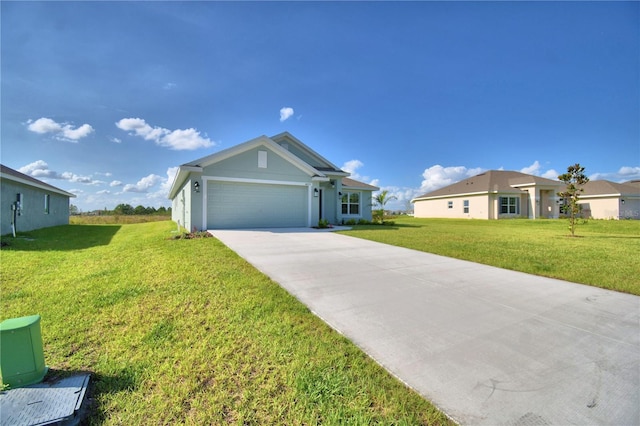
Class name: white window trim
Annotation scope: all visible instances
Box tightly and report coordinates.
[341,191,362,217]
[500,196,520,215]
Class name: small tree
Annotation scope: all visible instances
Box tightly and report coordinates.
[372,190,397,224]
[114,203,134,215]
[557,163,589,237]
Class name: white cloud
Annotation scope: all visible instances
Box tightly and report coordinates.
[520,161,541,175]
[110,180,123,187]
[27,118,61,134]
[27,117,94,142]
[542,169,559,179]
[115,117,215,150]
[589,166,640,182]
[161,167,179,195]
[342,159,364,175]
[279,107,294,122]
[19,160,58,178]
[123,174,163,193]
[19,160,100,184]
[619,166,640,177]
[419,165,485,194]
[110,137,122,144]
[96,190,111,195]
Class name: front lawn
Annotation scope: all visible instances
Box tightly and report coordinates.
[341,217,640,295]
[0,222,452,425]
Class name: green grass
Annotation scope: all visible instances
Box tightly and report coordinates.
[1,222,452,425]
[340,217,640,295]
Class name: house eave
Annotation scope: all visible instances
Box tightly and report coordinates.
[412,190,491,203]
[580,193,638,200]
[168,135,328,200]
[168,165,203,200]
[0,171,76,198]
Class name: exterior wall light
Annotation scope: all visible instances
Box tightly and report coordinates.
[193,181,200,193]
[338,192,342,196]
[314,188,319,197]
[621,199,625,205]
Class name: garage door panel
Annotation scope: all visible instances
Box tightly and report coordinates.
[208,181,307,228]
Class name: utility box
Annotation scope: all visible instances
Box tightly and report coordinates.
[1,314,48,388]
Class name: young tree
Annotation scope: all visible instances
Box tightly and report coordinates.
[557,163,589,237]
[372,190,397,224]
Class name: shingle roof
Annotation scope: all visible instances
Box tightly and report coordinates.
[582,180,639,197]
[1,164,76,198]
[413,170,562,200]
[341,177,379,191]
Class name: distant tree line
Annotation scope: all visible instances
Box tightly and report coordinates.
[71,204,171,216]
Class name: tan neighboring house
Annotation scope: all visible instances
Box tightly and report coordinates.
[579,180,639,220]
[411,170,565,220]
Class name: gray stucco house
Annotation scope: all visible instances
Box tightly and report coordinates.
[168,132,379,230]
[1,164,76,236]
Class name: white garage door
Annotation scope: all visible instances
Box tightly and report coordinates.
[207,181,308,229]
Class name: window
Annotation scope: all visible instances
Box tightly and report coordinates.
[463,200,469,214]
[448,201,453,209]
[44,194,50,214]
[258,150,267,168]
[500,197,519,214]
[341,192,360,215]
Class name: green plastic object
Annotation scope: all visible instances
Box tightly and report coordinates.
[0,314,48,388]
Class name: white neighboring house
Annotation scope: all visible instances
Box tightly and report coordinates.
[168,132,379,230]
[579,180,639,220]
[411,170,565,220]
[1,164,76,236]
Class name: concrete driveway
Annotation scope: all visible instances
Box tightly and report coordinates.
[209,228,639,425]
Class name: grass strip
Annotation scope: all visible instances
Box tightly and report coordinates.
[1,221,452,425]
[341,217,640,295]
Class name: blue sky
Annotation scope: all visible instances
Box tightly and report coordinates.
[2,1,638,212]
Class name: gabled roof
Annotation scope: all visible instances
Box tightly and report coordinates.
[168,133,349,200]
[581,180,639,198]
[271,132,346,175]
[623,180,640,189]
[341,177,379,191]
[412,170,562,202]
[0,164,76,198]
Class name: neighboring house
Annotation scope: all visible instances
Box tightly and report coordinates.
[168,132,379,230]
[412,170,565,220]
[579,180,639,220]
[1,164,76,236]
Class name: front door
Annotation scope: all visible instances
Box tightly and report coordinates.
[318,189,323,220]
